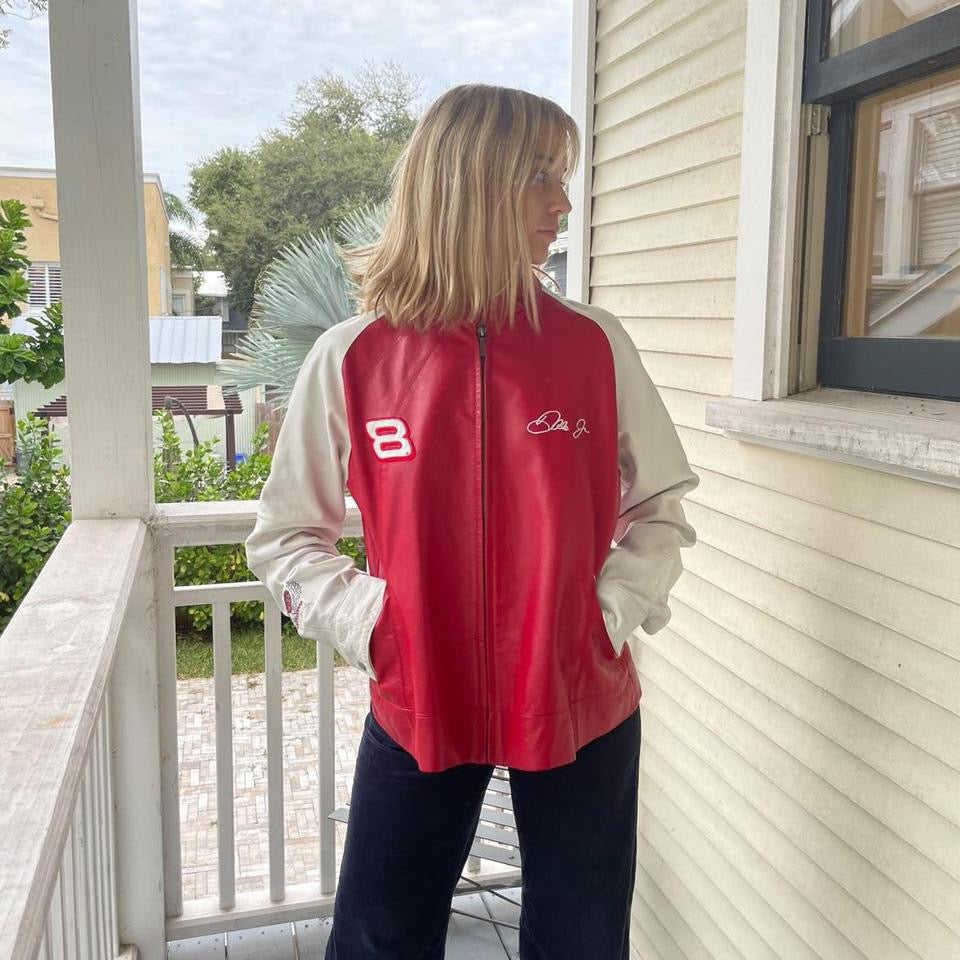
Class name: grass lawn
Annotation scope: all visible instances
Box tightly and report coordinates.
[176,622,346,679]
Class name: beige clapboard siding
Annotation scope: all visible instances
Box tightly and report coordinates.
[596,0,661,42]
[687,466,960,611]
[594,160,741,229]
[595,29,746,134]
[597,0,744,96]
[593,281,737,319]
[659,387,729,437]
[638,702,959,960]
[634,837,746,960]
[592,198,740,254]
[672,568,960,793]
[591,238,737,285]
[637,798,782,960]
[640,775,827,960]
[594,73,744,164]
[588,1,960,957]
[685,498,959,664]
[637,633,960,954]
[683,537,960,719]
[633,857,727,960]
[622,317,733,359]
[658,596,960,840]
[677,425,960,548]
[594,170,740,232]
[596,0,707,69]
[593,117,742,198]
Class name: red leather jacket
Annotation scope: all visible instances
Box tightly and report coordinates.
[245,283,699,772]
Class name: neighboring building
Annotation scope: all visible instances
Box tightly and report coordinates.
[571,2,960,958]
[7,313,262,466]
[542,229,568,295]
[0,165,173,316]
[170,267,195,316]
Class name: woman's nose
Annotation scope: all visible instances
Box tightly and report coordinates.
[553,189,572,215]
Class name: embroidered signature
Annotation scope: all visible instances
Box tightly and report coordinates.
[526,409,590,438]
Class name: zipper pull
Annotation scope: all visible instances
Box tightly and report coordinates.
[476,322,486,359]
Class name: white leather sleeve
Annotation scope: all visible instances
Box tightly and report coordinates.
[244,319,386,681]
[590,306,700,657]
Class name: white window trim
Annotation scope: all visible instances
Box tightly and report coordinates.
[703,0,960,490]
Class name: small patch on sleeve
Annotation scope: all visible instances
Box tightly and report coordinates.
[281,580,304,632]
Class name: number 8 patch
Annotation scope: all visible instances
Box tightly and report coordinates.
[365,417,416,461]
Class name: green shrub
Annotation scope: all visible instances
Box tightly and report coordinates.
[153,409,366,634]
[0,414,71,632]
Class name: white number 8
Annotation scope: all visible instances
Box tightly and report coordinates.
[365,417,416,460]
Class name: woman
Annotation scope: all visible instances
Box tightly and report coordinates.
[245,83,699,959]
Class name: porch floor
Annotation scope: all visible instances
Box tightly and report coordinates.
[166,886,523,958]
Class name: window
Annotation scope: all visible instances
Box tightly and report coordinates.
[171,293,186,315]
[804,0,960,400]
[26,262,62,309]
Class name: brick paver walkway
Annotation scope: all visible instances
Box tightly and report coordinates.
[177,666,372,902]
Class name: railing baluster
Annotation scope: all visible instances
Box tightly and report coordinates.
[45,873,64,960]
[318,641,336,895]
[92,709,109,958]
[156,540,184,918]
[60,825,78,960]
[81,758,99,960]
[103,691,118,959]
[74,795,92,960]
[213,600,236,909]
[264,602,285,902]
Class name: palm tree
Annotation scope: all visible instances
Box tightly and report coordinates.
[164,191,206,272]
[215,200,387,410]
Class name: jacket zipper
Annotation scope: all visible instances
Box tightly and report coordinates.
[476,320,489,762]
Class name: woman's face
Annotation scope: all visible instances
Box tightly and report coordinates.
[523,143,572,265]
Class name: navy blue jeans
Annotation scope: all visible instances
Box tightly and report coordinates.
[324,705,642,959]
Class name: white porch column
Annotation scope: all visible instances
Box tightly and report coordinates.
[48,0,154,518]
[47,3,165,960]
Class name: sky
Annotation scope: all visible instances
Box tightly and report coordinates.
[0,0,572,224]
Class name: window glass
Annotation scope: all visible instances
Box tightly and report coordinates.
[844,65,960,337]
[829,0,960,56]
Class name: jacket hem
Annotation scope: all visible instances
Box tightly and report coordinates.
[369,657,642,773]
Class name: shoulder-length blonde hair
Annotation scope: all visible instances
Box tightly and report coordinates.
[342,83,579,334]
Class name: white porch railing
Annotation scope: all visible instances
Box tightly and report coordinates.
[151,499,349,940]
[1,498,519,958]
[0,519,145,960]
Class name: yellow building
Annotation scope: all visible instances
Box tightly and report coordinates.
[0,165,173,316]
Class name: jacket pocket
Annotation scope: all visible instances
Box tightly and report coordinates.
[593,576,624,659]
[366,581,390,682]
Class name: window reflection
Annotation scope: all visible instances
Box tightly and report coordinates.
[846,67,960,338]
[829,0,960,56]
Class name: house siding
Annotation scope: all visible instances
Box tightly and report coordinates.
[589,2,960,959]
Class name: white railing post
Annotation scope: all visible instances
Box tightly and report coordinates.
[109,544,167,960]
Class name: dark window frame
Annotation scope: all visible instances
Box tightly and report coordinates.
[803,0,960,401]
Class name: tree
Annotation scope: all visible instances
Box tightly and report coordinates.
[0,199,64,387]
[0,0,45,49]
[189,59,422,317]
[216,201,386,410]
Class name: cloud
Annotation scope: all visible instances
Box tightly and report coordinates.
[1,0,571,208]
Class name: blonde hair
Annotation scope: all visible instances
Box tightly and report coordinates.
[342,83,579,334]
